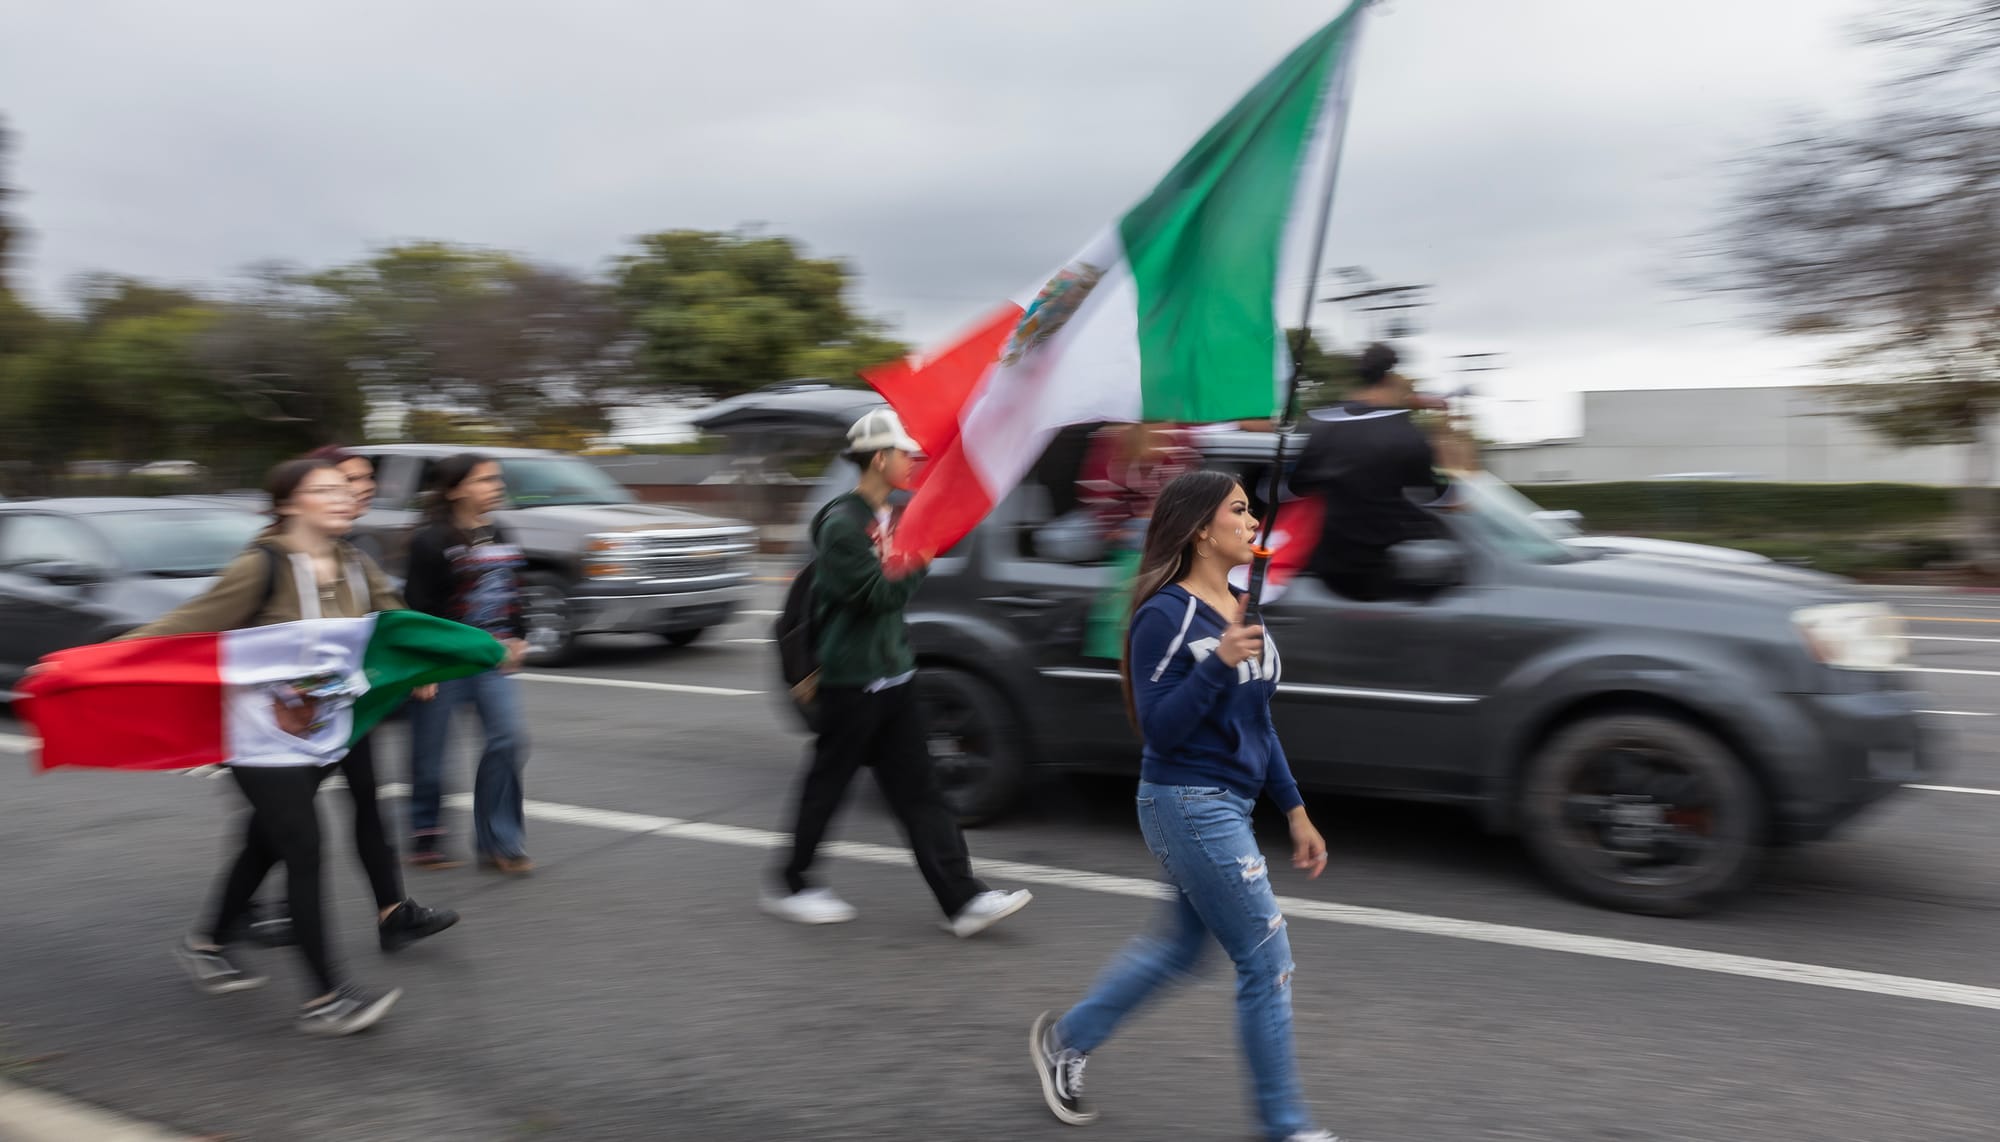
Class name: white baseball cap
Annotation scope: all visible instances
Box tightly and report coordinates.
[847,408,922,454]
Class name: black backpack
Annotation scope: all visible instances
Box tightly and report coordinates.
[774,497,868,730]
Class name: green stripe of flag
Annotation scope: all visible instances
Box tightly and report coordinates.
[1119,5,1361,423]
[350,610,507,743]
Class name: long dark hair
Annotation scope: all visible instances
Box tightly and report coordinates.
[424,452,496,534]
[260,458,341,537]
[1118,469,1241,731]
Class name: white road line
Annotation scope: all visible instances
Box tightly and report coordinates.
[514,672,762,697]
[1905,666,2000,680]
[1920,709,1997,717]
[1898,602,2000,612]
[1910,636,2000,645]
[490,793,2000,1014]
[1910,784,2000,797]
[741,609,781,617]
[10,734,2000,1007]
[0,732,33,753]
[728,638,774,645]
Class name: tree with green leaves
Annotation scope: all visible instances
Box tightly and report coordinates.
[310,242,633,442]
[612,229,907,398]
[1704,0,2000,567]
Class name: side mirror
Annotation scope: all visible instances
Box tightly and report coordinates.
[21,559,104,586]
[1389,539,1466,590]
[1533,509,1584,535]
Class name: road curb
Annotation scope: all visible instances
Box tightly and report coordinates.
[0,1078,197,1142]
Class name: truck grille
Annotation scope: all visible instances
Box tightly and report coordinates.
[587,527,757,583]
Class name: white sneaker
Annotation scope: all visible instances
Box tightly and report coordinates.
[1287,1131,1343,1142]
[945,889,1032,938]
[761,887,858,925]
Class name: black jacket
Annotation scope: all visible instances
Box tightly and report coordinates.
[404,520,526,641]
[1290,401,1449,579]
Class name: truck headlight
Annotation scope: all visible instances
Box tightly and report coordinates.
[1792,603,1907,670]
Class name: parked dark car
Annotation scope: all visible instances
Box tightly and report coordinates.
[0,498,266,685]
[344,445,758,665]
[706,388,1933,917]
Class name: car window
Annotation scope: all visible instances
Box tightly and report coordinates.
[501,457,636,507]
[367,455,424,510]
[1001,424,1116,565]
[1447,472,1578,565]
[0,514,114,569]
[94,510,265,576]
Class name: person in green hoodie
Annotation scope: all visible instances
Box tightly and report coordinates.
[763,409,1032,938]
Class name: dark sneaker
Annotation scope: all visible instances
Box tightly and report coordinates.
[297,984,402,1037]
[379,898,460,953]
[174,935,267,995]
[1031,1010,1096,1126]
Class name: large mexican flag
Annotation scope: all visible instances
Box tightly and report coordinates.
[19,611,505,772]
[865,3,1370,561]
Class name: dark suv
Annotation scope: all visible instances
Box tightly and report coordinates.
[717,391,1934,917]
[349,445,757,665]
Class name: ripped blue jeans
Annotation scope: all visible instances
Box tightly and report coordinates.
[1056,782,1309,1140]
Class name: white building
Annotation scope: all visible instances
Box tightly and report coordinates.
[1484,386,1975,485]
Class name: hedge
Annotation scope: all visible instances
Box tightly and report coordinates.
[1522,481,1958,536]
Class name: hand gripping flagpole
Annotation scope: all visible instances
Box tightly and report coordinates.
[1245,1,1371,630]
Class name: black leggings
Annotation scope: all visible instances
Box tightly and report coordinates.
[209,765,339,997]
[256,733,402,911]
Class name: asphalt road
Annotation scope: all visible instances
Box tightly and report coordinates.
[3,580,1999,1141]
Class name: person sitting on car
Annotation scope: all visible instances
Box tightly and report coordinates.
[1290,343,1470,602]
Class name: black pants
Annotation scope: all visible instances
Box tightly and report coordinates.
[779,682,986,917]
[209,765,339,997]
[260,733,402,911]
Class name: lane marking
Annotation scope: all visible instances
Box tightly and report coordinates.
[1898,603,2000,612]
[728,638,774,645]
[10,740,2000,1006]
[0,732,33,753]
[741,609,781,617]
[1910,636,2000,645]
[1906,616,2000,625]
[1910,784,2000,797]
[514,672,762,697]
[483,792,2000,1014]
[1905,666,2000,680]
[1920,709,1997,717]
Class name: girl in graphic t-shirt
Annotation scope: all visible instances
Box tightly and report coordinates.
[403,453,533,874]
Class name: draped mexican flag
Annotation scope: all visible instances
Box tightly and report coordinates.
[865,3,1369,561]
[18,611,505,772]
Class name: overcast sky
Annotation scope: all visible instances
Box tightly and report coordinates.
[1,0,1884,440]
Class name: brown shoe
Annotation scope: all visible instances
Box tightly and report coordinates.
[407,847,464,871]
[481,854,535,876]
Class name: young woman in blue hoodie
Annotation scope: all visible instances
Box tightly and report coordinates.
[1031,470,1339,1142]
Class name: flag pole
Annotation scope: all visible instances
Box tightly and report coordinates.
[1245,1,1371,625]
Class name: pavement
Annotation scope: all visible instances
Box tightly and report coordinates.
[2,578,1999,1140]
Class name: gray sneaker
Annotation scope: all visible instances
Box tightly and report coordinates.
[297,984,401,1037]
[174,935,266,994]
[1031,1011,1096,1126]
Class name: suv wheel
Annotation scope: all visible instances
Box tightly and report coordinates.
[518,572,577,667]
[1521,711,1765,917]
[917,667,1027,827]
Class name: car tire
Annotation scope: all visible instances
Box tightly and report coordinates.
[916,667,1028,827]
[1521,711,1766,917]
[518,572,578,668]
[662,628,705,648]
